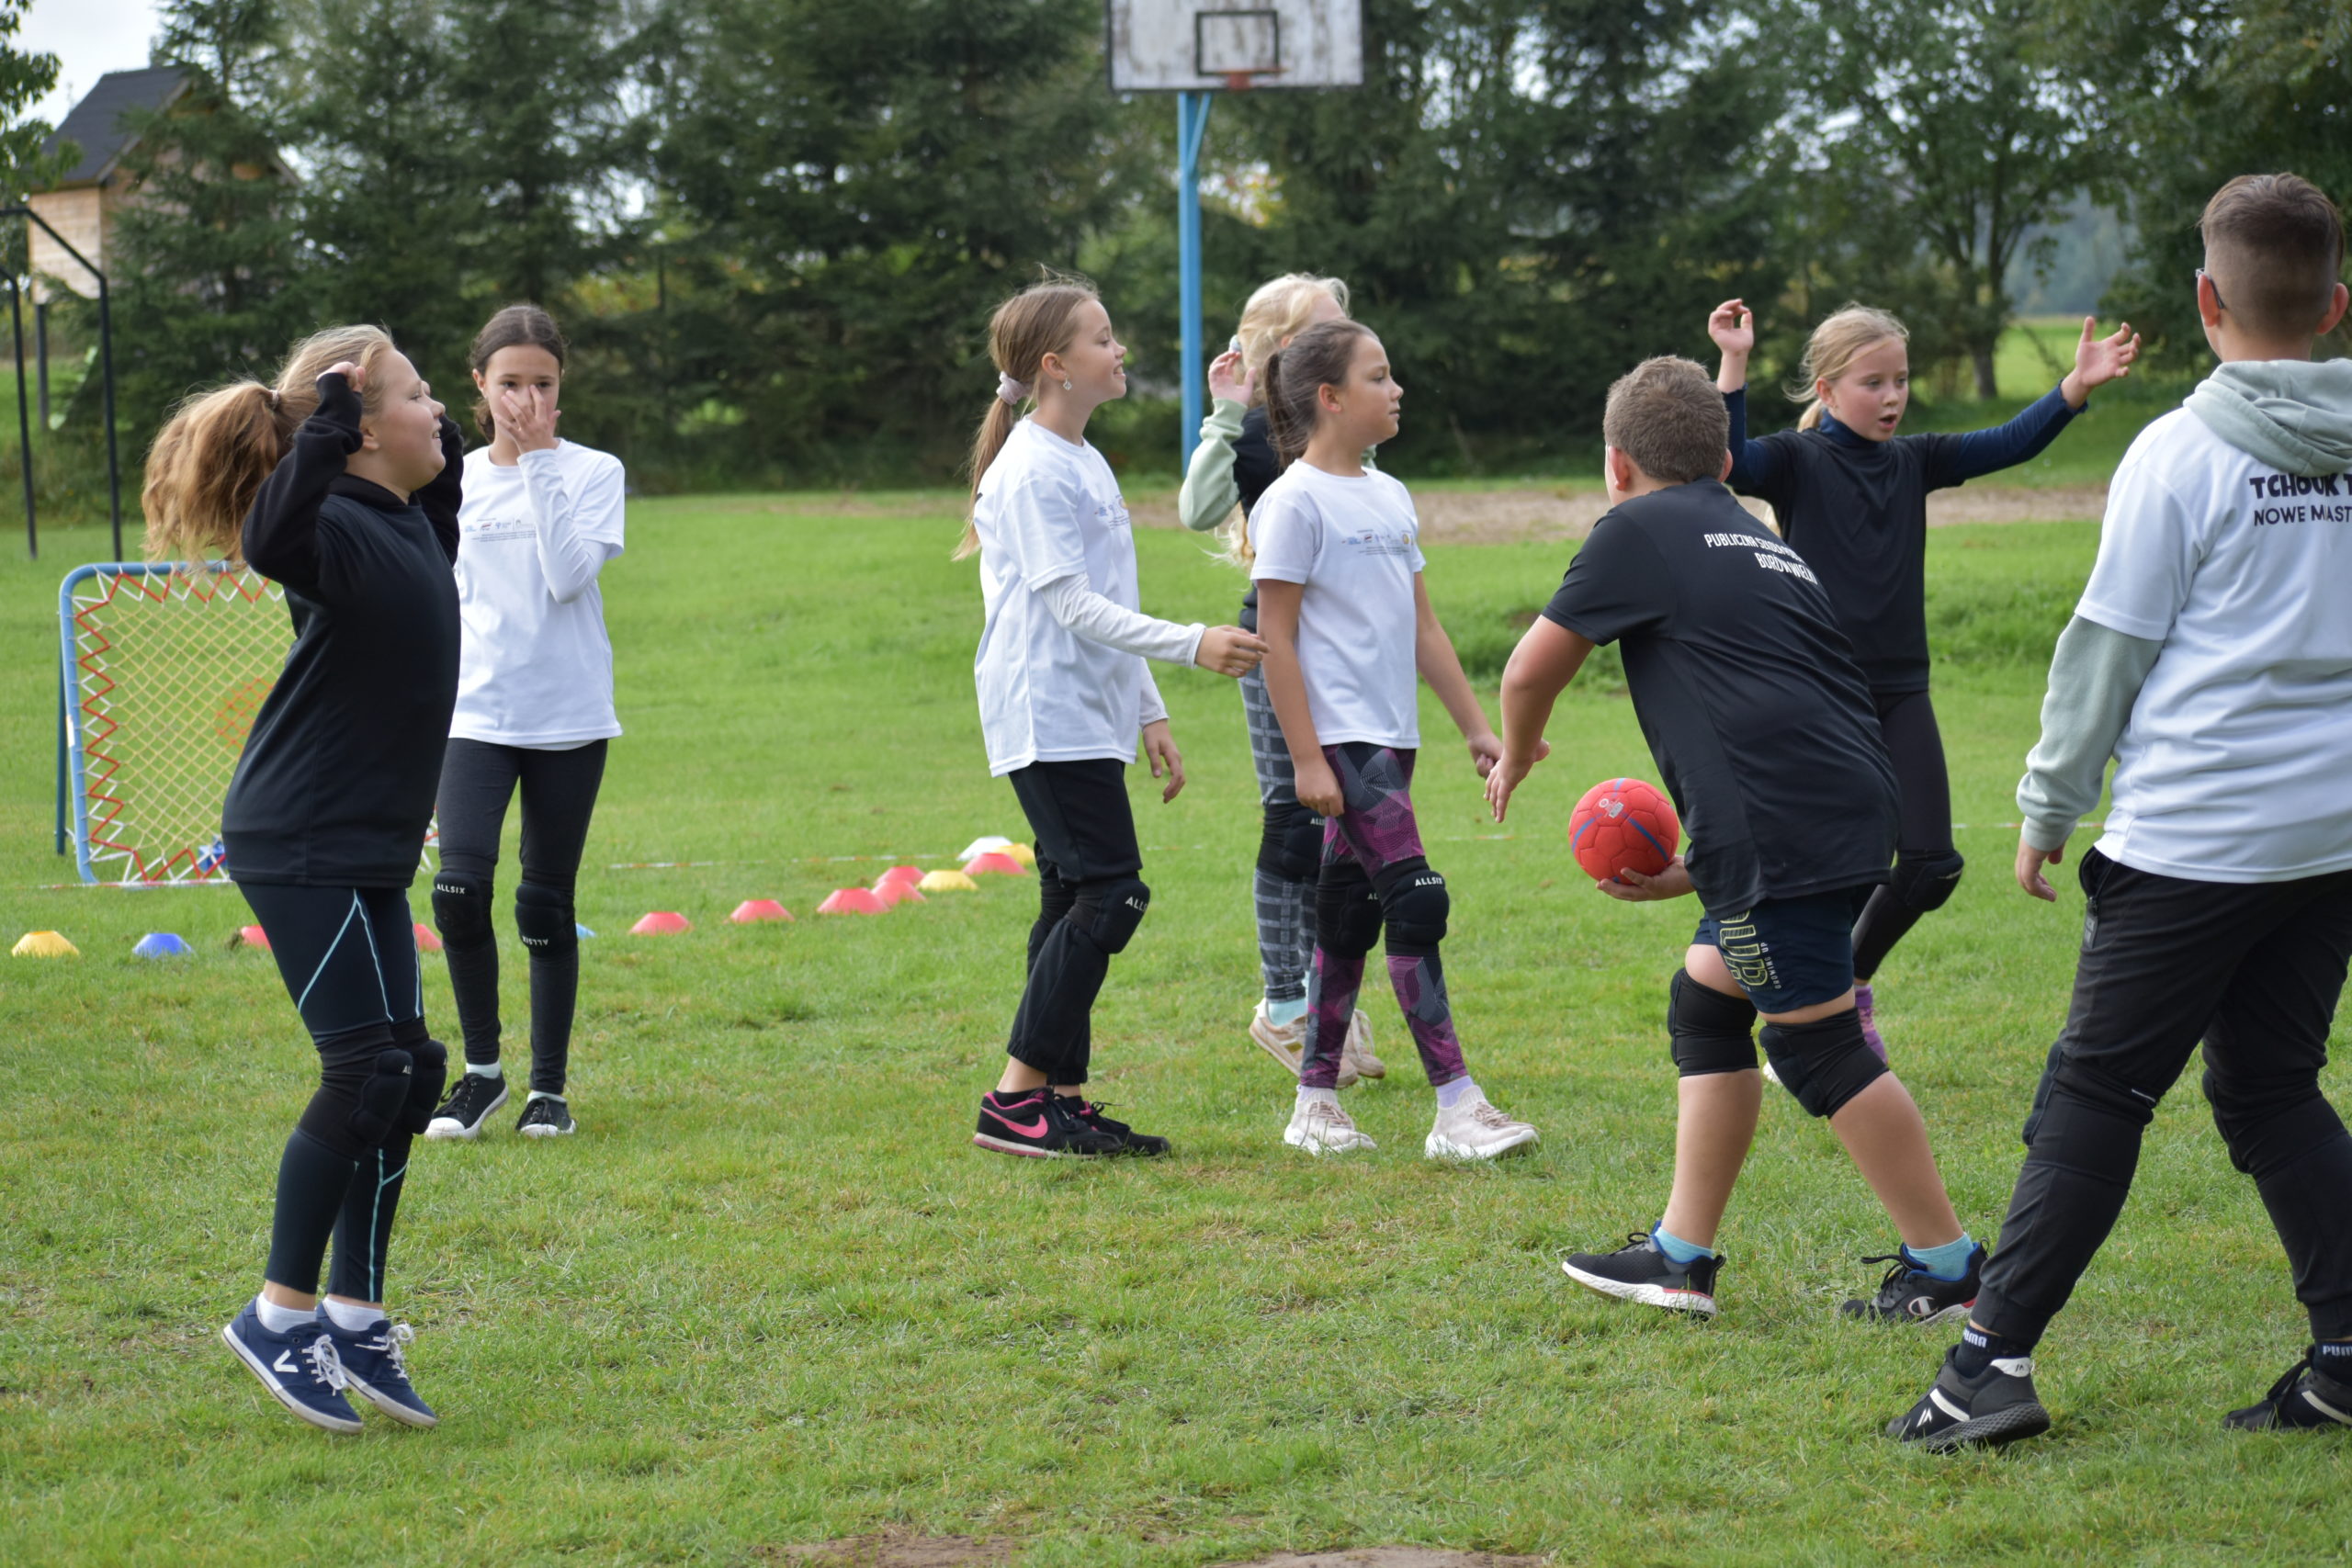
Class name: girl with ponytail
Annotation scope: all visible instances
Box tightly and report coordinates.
[166,326,469,1436]
[960,276,1265,1159]
[1707,299,2140,1057]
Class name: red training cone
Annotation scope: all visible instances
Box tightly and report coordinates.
[413,922,444,953]
[875,865,925,892]
[817,887,888,915]
[871,881,926,908]
[235,924,272,952]
[729,899,794,924]
[630,910,693,935]
[963,852,1028,876]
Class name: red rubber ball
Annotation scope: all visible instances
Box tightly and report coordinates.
[1569,777,1681,882]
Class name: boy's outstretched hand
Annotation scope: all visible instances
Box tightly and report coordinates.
[1596,855,1694,902]
[2063,318,2141,405]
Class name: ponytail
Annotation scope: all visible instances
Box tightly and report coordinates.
[1260,319,1374,470]
[959,276,1099,560]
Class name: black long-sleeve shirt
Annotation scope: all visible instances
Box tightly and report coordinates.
[1724,383,2079,693]
[222,374,465,886]
[1234,405,1283,632]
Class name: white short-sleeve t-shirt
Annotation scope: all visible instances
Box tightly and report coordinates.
[1250,460,1426,750]
[2079,406,2352,881]
[972,418,1149,776]
[451,442,626,748]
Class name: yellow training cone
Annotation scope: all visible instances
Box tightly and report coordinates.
[1002,841,1036,867]
[919,870,979,893]
[13,931,80,958]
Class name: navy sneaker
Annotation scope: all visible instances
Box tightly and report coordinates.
[1562,1232,1723,1317]
[221,1300,361,1434]
[2224,1349,2352,1432]
[971,1089,1118,1158]
[1888,1343,2052,1450]
[318,1311,438,1428]
[1070,1099,1170,1157]
[1841,1244,1984,1326]
[425,1072,508,1140]
[516,1095,576,1138]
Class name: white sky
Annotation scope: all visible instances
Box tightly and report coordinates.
[24,0,165,128]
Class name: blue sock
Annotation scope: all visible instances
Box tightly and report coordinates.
[1902,1234,1979,1282]
[1265,996,1307,1028]
[1652,1224,1715,1264]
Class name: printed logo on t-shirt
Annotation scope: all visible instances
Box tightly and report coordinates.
[1705,529,1818,583]
[2243,469,2352,525]
[467,513,537,543]
[1340,527,1417,558]
[1096,498,1132,531]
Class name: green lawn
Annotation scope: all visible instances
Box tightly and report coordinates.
[4,494,2346,1566]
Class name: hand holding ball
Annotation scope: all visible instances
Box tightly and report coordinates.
[1570,777,1679,882]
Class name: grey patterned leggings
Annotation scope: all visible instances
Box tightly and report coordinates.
[1242,666,1319,1003]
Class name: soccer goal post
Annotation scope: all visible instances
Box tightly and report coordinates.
[57,561,295,885]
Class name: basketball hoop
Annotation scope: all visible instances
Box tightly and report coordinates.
[1221,67,1285,93]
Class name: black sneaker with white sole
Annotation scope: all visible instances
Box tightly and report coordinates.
[2224,1349,2352,1432]
[425,1072,508,1140]
[516,1095,576,1137]
[971,1089,1119,1158]
[1888,1343,2052,1450]
[1840,1244,1984,1325]
[1562,1232,1722,1317]
[1070,1099,1170,1157]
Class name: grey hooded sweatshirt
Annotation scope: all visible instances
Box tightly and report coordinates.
[2016,358,2352,851]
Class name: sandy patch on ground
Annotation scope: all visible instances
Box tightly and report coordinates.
[1127,483,2108,545]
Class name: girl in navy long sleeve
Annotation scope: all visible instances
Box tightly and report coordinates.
[143,326,465,1436]
[1707,301,2140,1055]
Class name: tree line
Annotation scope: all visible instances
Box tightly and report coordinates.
[13,0,2352,500]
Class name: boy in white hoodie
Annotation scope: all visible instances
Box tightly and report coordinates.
[1891,174,2352,1450]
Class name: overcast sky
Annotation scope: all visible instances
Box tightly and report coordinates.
[25,0,164,128]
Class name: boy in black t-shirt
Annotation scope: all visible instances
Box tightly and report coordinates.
[1486,356,1984,1322]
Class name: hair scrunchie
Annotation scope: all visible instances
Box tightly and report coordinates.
[996,371,1032,407]
[264,388,283,410]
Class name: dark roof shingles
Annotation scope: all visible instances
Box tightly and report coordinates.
[43,67,191,187]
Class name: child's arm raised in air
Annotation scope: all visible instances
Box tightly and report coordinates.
[1931,317,2142,487]
[1485,615,1589,823]
[1707,299,1781,494]
[1412,574,1510,778]
[242,365,368,593]
[1254,580,1341,817]
[1176,353,1252,533]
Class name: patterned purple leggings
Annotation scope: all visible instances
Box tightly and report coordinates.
[1301,743,1470,1091]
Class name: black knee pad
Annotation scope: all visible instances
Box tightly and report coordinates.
[1069,875,1150,954]
[401,1035,448,1135]
[1315,863,1383,960]
[347,1045,417,1146]
[431,871,494,944]
[514,881,577,956]
[1890,850,1966,913]
[1668,968,1759,1077]
[1374,857,1450,955]
[1759,1010,1885,1118]
[1258,798,1323,884]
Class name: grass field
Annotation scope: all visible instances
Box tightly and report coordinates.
[5,491,2348,1566]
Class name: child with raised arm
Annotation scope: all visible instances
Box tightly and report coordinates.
[1888,175,2352,1450]
[1708,298,2140,1055]
[142,327,465,1433]
[1252,318,1539,1161]
[425,305,625,1143]
[1177,273,1382,1084]
[1487,355,1981,1320]
[962,277,1265,1159]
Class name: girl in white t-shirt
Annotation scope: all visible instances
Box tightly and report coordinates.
[1251,320,1540,1161]
[960,278,1266,1160]
[424,305,625,1144]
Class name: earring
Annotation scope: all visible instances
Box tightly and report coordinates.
[1061,379,1072,391]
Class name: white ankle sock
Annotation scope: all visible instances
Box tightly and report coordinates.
[526,1089,563,1104]
[254,1295,313,1334]
[1264,996,1307,1028]
[1295,1085,1340,1108]
[468,1062,503,1079]
[322,1297,387,1332]
[1436,1077,1479,1111]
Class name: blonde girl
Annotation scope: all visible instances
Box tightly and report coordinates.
[964,277,1265,1158]
[146,326,465,1434]
[1708,299,2140,1055]
[1177,273,1382,1084]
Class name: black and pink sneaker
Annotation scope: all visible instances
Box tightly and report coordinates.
[1072,1100,1170,1157]
[972,1089,1118,1158]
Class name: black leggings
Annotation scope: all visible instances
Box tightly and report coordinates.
[1004,760,1148,1088]
[432,739,607,1097]
[1851,689,1962,981]
[242,881,440,1303]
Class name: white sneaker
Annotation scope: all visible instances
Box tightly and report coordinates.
[1425,1089,1539,1160]
[1340,1009,1386,1080]
[1283,1096,1377,1156]
[1250,1000,1358,1088]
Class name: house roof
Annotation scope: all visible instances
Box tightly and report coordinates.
[44,67,194,188]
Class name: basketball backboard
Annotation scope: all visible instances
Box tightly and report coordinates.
[1105,1,1364,92]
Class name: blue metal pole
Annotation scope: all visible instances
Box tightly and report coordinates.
[1176,91,1213,472]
